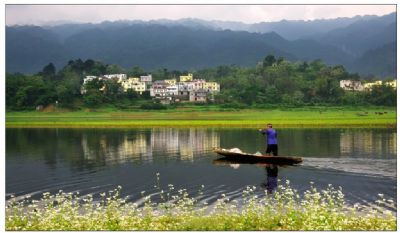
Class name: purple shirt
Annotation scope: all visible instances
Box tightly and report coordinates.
[262,128,278,145]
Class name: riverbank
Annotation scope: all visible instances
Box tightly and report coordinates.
[6,184,396,231]
[6,107,396,128]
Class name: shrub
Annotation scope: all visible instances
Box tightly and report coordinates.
[140,102,167,110]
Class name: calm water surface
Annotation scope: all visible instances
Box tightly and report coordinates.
[6,128,396,209]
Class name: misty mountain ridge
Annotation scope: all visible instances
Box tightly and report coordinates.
[38,13,394,41]
[6,12,396,77]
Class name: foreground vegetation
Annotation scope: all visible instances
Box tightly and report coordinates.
[6,106,396,128]
[6,180,396,231]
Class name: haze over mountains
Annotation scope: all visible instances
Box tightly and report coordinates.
[6,12,396,77]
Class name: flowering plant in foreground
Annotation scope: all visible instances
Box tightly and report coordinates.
[6,180,396,231]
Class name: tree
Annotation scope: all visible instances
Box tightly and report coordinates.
[128,66,145,77]
[103,79,123,97]
[83,91,103,107]
[125,89,137,100]
[315,76,344,104]
[282,91,304,106]
[13,76,55,109]
[263,55,276,68]
[368,85,396,106]
[56,84,77,107]
[264,86,280,104]
[341,91,366,106]
[40,63,56,80]
[84,59,95,71]
[106,64,125,74]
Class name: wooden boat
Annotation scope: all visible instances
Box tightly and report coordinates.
[213,148,303,165]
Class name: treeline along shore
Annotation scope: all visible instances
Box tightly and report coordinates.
[6,55,396,128]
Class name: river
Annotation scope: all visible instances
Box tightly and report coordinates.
[6,128,396,210]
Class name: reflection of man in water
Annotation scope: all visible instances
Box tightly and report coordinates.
[262,164,278,194]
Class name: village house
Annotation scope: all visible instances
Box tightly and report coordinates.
[81,75,103,94]
[166,84,179,96]
[177,82,191,93]
[363,80,382,90]
[154,74,220,103]
[83,76,98,85]
[140,74,153,88]
[103,74,127,83]
[385,80,396,89]
[121,77,146,94]
[189,89,208,102]
[140,74,152,82]
[164,79,177,86]
[340,80,396,92]
[203,81,220,93]
[340,80,364,91]
[150,80,169,97]
[363,80,396,90]
[191,79,207,91]
[179,73,193,82]
[82,72,220,103]
[82,74,128,94]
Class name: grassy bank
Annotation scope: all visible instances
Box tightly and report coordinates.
[6,181,396,231]
[6,107,396,128]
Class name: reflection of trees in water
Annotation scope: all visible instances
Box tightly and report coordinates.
[81,131,152,165]
[7,128,395,171]
[340,129,397,157]
[6,128,85,169]
[7,128,220,170]
[80,129,220,164]
[280,129,342,158]
[276,129,396,158]
[150,129,220,161]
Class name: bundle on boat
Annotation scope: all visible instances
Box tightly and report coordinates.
[213,148,303,165]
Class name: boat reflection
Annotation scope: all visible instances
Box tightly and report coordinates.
[213,158,296,194]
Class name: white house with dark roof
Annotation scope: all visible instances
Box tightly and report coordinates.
[340,80,364,91]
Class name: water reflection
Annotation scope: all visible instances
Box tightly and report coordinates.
[264,165,278,194]
[340,129,397,157]
[79,128,221,164]
[212,158,281,194]
[6,128,397,208]
[6,128,396,169]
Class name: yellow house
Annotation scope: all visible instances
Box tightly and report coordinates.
[121,78,146,94]
[385,80,396,89]
[164,79,177,85]
[130,77,140,82]
[363,81,382,90]
[204,82,220,92]
[179,73,193,82]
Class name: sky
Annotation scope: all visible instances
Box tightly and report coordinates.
[5,4,397,26]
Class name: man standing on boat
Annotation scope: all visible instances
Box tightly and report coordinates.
[259,123,278,156]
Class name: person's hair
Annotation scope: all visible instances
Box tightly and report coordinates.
[267,123,272,127]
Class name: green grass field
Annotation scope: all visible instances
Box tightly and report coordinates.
[6,107,396,128]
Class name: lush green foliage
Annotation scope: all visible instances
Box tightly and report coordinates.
[6,56,396,112]
[6,180,396,231]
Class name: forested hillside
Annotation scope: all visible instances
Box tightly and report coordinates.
[6,13,396,77]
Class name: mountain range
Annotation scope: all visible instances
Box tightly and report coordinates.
[6,12,396,77]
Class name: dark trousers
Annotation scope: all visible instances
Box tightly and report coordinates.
[266,144,278,156]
